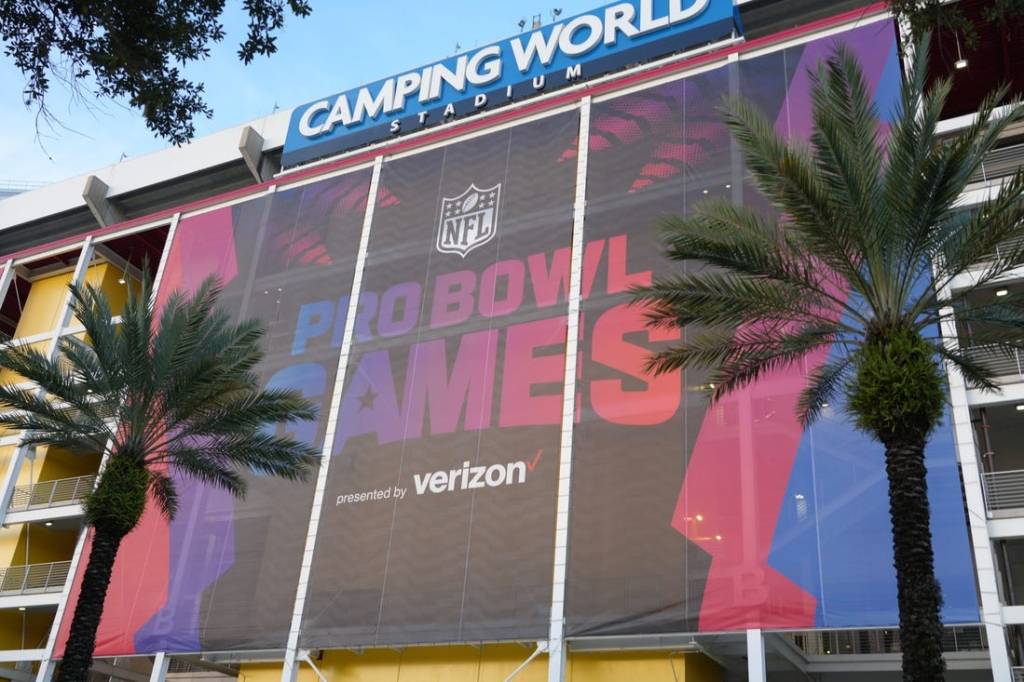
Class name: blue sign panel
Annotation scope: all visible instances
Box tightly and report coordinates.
[282,0,741,167]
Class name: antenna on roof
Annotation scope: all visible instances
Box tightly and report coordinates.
[532,13,542,29]
[518,18,527,32]
[551,8,563,22]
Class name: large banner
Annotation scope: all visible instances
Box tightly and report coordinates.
[299,111,581,647]
[56,170,372,654]
[57,17,980,657]
[565,19,979,636]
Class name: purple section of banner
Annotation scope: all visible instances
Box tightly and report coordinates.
[135,476,235,651]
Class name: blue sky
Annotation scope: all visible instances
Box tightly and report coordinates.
[0,1,596,185]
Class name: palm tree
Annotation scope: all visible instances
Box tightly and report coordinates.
[632,39,1024,682]
[0,276,318,682]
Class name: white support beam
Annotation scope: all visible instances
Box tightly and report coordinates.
[937,293,1014,681]
[989,517,1024,539]
[150,214,180,298]
[1003,605,1024,625]
[746,629,766,682]
[0,593,62,610]
[281,156,384,682]
[82,176,124,228]
[967,382,1024,407]
[0,650,44,664]
[5,505,84,527]
[148,652,169,682]
[547,96,591,682]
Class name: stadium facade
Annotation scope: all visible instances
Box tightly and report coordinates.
[0,0,1022,680]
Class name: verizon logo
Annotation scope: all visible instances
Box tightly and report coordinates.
[413,460,527,496]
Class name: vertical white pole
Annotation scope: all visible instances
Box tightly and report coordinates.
[547,96,592,682]
[281,157,384,682]
[149,213,181,302]
[938,300,1013,682]
[747,629,767,682]
[148,652,169,682]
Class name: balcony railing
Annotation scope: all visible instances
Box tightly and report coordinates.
[1014,667,1024,682]
[788,626,986,656]
[962,344,1024,382]
[983,469,1024,512]
[970,143,1024,186]
[9,475,95,512]
[0,561,71,595]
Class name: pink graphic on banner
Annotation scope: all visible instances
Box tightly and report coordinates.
[673,25,896,631]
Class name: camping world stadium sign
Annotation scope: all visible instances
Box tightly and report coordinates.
[282,0,741,166]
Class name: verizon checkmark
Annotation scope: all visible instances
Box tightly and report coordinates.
[527,449,544,472]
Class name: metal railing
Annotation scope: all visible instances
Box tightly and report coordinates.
[983,469,1024,511]
[970,143,1024,186]
[789,626,987,656]
[962,344,1024,382]
[988,235,1024,265]
[0,561,71,594]
[1013,666,1024,682]
[8,474,95,511]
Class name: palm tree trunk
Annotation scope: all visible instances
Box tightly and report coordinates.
[55,525,126,682]
[884,436,945,682]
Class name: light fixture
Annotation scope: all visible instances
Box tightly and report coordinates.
[702,189,709,195]
[955,32,968,70]
[17,607,25,612]
[1016,404,1024,412]
[725,183,732,189]
[795,493,806,501]
[997,289,1009,297]
[44,521,52,527]
[714,534,723,541]
[695,514,704,522]
[821,402,830,408]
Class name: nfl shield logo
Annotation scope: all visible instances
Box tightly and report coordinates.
[436,183,501,258]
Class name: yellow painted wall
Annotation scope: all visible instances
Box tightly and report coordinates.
[12,262,132,343]
[0,611,53,650]
[0,340,48,385]
[75,262,136,321]
[238,647,721,682]
[0,447,21,569]
[569,651,722,681]
[36,447,101,481]
[13,271,74,339]
[10,524,77,565]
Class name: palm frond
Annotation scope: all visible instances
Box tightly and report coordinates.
[935,343,1000,392]
[797,357,853,427]
[721,94,871,296]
